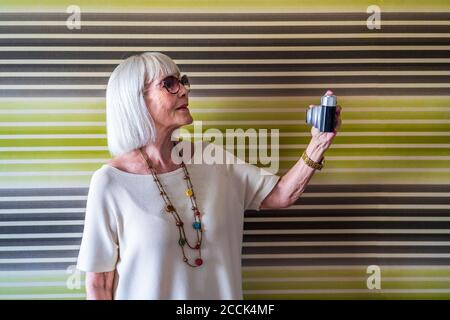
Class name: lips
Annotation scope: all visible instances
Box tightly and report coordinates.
[176,104,189,110]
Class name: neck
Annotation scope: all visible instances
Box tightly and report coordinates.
[141,129,178,171]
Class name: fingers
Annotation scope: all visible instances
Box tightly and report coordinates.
[308,104,318,109]
[335,104,342,132]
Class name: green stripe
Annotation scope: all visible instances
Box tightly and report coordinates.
[243,268,450,278]
[0,286,84,295]
[2,160,450,172]
[0,151,110,159]
[243,281,450,290]
[2,111,449,122]
[1,97,449,110]
[0,101,105,110]
[3,136,450,147]
[243,293,450,300]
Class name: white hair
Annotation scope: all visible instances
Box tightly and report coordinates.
[106,52,180,156]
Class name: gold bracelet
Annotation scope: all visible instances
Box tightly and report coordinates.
[301,151,324,170]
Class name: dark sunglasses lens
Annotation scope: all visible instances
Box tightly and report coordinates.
[163,76,179,93]
[181,75,190,90]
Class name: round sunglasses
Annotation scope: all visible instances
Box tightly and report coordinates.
[161,75,190,94]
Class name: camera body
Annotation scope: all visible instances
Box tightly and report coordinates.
[305,94,337,132]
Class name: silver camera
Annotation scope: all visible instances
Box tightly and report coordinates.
[306,94,337,132]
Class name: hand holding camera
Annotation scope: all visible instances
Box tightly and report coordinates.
[305,90,342,150]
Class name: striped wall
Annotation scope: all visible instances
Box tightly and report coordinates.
[1,1,450,299]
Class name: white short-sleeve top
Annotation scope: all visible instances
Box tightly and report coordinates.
[76,142,280,300]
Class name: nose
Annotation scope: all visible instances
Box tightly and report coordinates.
[178,82,189,97]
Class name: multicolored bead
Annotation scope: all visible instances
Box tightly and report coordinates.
[192,222,201,230]
[185,188,193,197]
[195,258,203,266]
[178,238,186,246]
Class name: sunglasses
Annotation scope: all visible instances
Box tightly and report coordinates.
[161,75,190,94]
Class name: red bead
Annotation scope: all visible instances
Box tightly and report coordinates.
[195,243,200,249]
[195,258,203,266]
[195,210,201,217]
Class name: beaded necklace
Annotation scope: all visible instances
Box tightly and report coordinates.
[138,143,204,268]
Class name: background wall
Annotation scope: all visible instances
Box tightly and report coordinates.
[0,0,449,299]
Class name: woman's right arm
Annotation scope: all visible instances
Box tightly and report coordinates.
[86,271,115,300]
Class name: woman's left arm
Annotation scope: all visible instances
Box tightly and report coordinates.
[261,94,342,209]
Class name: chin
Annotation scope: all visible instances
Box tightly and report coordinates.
[180,114,193,126]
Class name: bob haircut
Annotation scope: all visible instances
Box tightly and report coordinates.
[106,52,180,156]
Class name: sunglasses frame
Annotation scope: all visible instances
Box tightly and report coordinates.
[161,74,190,94]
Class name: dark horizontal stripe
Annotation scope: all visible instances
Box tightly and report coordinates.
[0,188,88,197]
[242,258,450,266]
[1,75,449,85]
[2,38,450,47]
[243,222,450,230]
[247,210,450,218]
[1,25,449,34]
[2,198,449,211]
[3,221,450,235]
[0,250,78,259]
[0,201,87,210]
[0,262,73,271]
[243,234,450,242]
[1,51,449,60]
[305,185,450,193]
[242,246,450,254]
[0,215,86,222]
[2,236,450,247]
[0,238,81,246]
[294,197,450,206]
[0,88,448,97]
[2,185,449,197]
[1,258,449,271]
[1,246,449,260]
[2,63,450,73]
[1,211,449,223]
[0,226,83,234]
[0,12,449,22]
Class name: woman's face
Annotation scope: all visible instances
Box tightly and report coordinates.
[143,73,193,133]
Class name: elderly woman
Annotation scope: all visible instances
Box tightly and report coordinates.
[77,52,342,300]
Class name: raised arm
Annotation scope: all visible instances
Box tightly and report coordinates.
[261,92,342,209]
